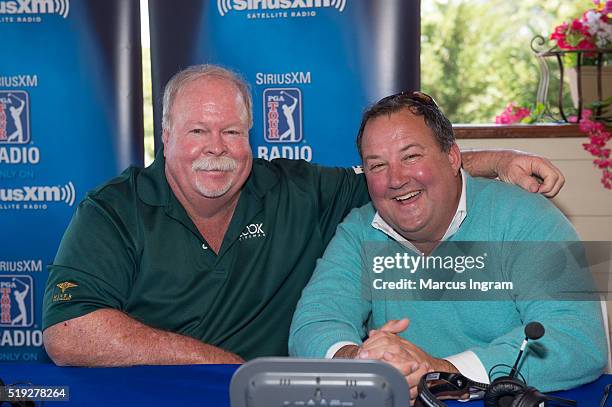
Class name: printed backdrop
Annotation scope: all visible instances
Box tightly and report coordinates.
[0,0,420,363]
[0,0,143,363]
[149,0,420,166]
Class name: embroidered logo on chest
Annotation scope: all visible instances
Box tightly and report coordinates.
[239,223,266,241]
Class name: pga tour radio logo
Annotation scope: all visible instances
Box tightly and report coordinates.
[0,91,29,144]
[0,0,70,18]
[0,275,34,327]
[217,0,346,16]
[264,88,302,143]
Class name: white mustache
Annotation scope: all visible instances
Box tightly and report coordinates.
[192,156,237,172]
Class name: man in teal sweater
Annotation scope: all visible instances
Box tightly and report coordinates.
[288,92,607,401]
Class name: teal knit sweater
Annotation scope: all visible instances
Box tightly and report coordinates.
[289,174,607,391]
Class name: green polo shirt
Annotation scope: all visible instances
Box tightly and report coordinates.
[42,152,369,359]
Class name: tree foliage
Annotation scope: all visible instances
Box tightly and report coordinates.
[421,0,590,123]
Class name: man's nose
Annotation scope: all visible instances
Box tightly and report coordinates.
[205,131,227,156]
[388,163,409,189]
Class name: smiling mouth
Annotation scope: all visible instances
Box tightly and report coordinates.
[394,190,423,202]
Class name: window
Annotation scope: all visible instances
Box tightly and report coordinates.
[421,0,585,123]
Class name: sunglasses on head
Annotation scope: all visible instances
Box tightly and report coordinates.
[378,90,439,108]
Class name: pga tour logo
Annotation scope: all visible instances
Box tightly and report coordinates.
[0,91,29,144]
[263,88,302,143]
[217,0,346,16]
[0,0,70,18]
[0,275,34,327]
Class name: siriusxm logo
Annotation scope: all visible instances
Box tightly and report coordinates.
[264,88,302,143]
[0,260,42,273]
[0,0,70,18]
[217,0,346,16]
[0,182,76,206]
[0,91,30,145]
[0,275,34,328]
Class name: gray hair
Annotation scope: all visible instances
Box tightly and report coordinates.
[161,64,253,132]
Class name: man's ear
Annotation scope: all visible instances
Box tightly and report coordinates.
[447,143,462,174]
[162,129,169,157]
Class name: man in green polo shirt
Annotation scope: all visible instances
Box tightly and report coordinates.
[42,64,566,366]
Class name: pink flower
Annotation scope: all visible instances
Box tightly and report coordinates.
[578,105,612,188]
[594,157,612,168]
[601,171,612,189]
[494,103,531,124]
[593,0,612,14]
[551,10,611,51]
[579,38,596,48]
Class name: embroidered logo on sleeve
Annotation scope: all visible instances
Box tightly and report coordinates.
[52,281,78,302]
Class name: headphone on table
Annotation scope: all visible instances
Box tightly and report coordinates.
[415,371,577,407]
[415,322,577,407]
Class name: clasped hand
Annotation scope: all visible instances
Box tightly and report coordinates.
[357,319,458,402]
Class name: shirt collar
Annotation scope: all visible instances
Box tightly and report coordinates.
[371,169,467,253]
[137,147,170,207]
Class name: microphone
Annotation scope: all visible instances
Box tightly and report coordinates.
[509,322,545,378]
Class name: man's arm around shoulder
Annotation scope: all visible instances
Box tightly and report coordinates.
[43,309,243,366]
[461,149,565,197]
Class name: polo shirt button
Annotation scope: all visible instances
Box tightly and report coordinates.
[202,243,208,250]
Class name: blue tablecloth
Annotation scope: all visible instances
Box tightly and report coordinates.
[0,364,609,406]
